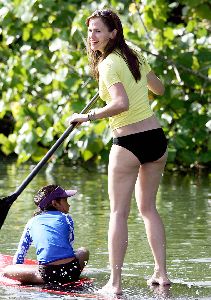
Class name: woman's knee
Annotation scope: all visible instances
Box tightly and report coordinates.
[138,200,157,218]
[110,209,130,221]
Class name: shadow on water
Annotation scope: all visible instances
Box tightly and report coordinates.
[0,160,211,299]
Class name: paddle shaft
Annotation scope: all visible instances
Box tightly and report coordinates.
[13,92,99,198]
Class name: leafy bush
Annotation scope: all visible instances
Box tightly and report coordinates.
[0,0,210,170]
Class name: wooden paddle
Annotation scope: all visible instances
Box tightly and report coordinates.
[0,92,99,229]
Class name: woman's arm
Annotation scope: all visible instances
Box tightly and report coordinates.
[68,82,129,123]
[147,71,165,95]
[94,82,129,119]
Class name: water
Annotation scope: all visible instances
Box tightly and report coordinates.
[0,160,211,299]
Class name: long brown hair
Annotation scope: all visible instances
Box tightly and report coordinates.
[86,9,141,82]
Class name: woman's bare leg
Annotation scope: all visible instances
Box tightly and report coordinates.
[135,151,171,285]
[101,145,140,295]
[3,264,44,284]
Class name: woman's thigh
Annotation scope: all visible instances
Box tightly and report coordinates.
[135,150,168,212]
[108,145,140,213]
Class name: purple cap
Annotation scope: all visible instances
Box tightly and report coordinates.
[38,186,77,210]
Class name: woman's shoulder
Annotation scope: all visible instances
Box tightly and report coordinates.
[131,47,151,73]
[99,52,122,75]
[100,51,121,66]
[131,47,147,63]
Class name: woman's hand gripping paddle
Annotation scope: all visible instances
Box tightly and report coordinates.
[0,92,99,229]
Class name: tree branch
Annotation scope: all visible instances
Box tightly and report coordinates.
[142,48,211,83]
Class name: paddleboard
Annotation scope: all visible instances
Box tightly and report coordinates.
[0,254,96,297]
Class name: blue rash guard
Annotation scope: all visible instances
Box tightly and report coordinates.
[13,211,75,265]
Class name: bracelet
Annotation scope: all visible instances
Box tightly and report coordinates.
[88,110,96,121]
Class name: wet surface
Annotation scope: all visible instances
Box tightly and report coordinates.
[0,161,210,299]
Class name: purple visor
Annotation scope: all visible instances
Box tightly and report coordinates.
[38,186,77,210]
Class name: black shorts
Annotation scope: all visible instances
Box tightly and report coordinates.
[113,128,168,164]
[39,258,81,284]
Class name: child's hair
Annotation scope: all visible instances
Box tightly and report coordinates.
[34,184,60,215]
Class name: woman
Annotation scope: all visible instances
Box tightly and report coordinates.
[3,185,89,285]
[69,9,170,295]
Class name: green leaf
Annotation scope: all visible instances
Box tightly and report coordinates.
[195,4,211,20]
[17,152,31,165]
[186,20,197,32]
[182,0,202,8]
[0,134,8,145]
[22,23,33,41]
[37,104,54,116]
[81,149,93,161]
[163,27,174,41]
[167,147,177,163]
[197,48,211,63]
[178,53,193,68]
[31,147,48,162]
[42,127,54,145]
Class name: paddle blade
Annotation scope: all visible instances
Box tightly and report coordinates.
[0,194,17,229]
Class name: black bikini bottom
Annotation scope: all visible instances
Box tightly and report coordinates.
[113,128,168,164]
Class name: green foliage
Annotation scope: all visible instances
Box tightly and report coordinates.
[0,0,210,170]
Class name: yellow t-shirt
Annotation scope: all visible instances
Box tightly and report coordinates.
[98,50,153,130]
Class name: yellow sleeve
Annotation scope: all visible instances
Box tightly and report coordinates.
[98,57,121,89]
[143,57,151,74]
[138,53,151,74]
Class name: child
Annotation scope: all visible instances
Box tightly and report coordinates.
[3,184,89,285]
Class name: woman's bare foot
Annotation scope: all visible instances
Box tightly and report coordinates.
[147,270,171,286]
[97,280,123,296]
